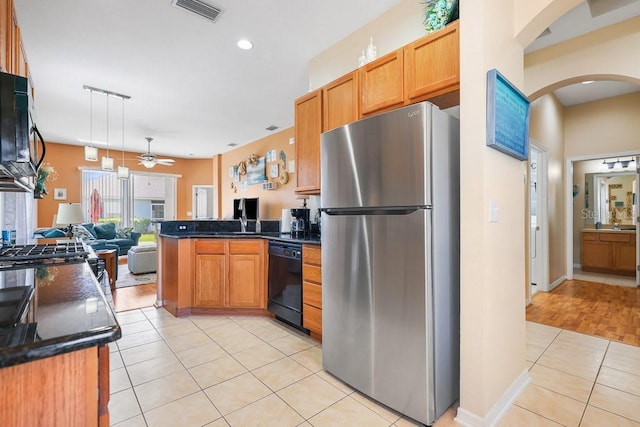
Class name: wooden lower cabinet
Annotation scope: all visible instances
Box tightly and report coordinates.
[0,346,108,426]
[582,231,636,276]
[194,239,266,310]
[302,244,322,339]
[194,254,226,307]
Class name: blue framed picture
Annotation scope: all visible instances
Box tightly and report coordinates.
[486,69,530,161]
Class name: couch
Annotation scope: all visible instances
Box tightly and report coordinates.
[37,222,141,256]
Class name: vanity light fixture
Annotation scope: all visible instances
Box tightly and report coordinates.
[582,80,594,84]
[237,39,253,50]
[600,157,636,171]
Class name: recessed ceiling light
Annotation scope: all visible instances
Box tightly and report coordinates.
[227,143,238,147]
[582,80,595,84]
[265,125,278,131]
[237,39,253,50]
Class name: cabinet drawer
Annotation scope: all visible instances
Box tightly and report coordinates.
[303,303,322,334]
[303,282,322,309]
[582,233,597,241]
[303,245,321,266]
[195,240,225,254]
[599,233,631,243]
[303,264,322,285]
[229,240,261,254]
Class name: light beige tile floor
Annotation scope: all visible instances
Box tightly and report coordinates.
[110,308,640,426]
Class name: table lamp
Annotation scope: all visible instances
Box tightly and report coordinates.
[56,203,84,237]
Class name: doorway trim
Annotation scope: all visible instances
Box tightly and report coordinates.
[529,143,550,301]
[565,150,640,283]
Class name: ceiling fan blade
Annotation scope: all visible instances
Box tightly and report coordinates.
[156,160,174,166]
[156,158,175,163]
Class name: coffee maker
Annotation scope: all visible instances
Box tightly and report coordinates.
[290,196,310,235]
[290,208,310,235]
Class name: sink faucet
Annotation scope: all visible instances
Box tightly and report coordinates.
[239,198,247,232]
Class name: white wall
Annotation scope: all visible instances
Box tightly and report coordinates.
[529,94,566,286]
[308,0,424,90]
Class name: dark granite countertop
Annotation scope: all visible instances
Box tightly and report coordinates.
[0,261,121,368]
[158,220,321,245]
[159,231,321,245]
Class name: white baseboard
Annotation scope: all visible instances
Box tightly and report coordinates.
[454,369,531,427]
[548,275,566,291]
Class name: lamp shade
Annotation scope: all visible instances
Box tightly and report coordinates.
[102,156,114,171]
[56,203,84,225]
[84,146,98,161]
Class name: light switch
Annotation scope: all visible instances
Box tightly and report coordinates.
[289,137,295,145]
[288,160,295,173]
[187,211,192,217]
[489,199,499,223]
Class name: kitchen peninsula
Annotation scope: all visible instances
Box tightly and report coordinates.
[0,258,120,426]
[158,220,320,318]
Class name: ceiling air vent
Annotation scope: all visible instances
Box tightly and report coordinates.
[171,0,223,23]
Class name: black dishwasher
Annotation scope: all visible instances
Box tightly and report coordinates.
[267,241,306,332]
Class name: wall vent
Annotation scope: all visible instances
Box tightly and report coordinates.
[171,0,223,23]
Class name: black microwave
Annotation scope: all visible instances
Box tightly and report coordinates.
[0,71,45,181]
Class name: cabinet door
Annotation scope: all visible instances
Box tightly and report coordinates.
[404,21,459,106]
[228,254,262,308]
[0,1,11,72]
[582,241,612,269]
[295,90,322,194]
[194,254,226,307]
[359,49,404,116]
[323,72,359,132]
[614,242,636,274]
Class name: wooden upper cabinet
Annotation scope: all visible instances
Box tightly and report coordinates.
[359,49,404,116]
[295,89,322,194]
[404,21,459,107]
[0,0,11,72]
[323,71,359,132]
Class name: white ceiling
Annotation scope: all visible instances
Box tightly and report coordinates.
[14,0,402,159]
[14,0,640,158]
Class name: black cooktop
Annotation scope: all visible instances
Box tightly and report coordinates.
[0,243,89,262]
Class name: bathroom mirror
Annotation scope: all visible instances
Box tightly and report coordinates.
[585,171,637,226]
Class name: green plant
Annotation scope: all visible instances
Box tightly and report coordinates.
[422,0,458,33]
[34,163,57,196]
[133,217,152,234]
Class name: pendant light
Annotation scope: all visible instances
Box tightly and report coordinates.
[101,95,114,171]
[117,96,129,179]
[84,89,98,161]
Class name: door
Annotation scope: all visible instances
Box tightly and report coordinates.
[322,208,432,424]
[192,185,214,219]
[528,144,548,295]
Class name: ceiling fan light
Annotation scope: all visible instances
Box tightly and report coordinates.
[101,156,114,171]
[117,165,130,179]
[142,159,155,168]
[84,146,98,162]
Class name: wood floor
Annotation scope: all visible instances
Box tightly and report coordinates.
[112,283,157,312]
[527,279,640,346]
[112,256,156,312]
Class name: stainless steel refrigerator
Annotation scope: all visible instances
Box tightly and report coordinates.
[320,101,459,425]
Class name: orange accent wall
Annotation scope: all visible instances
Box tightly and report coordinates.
[219,127,299,219]
[36,143,214,227]
[37,128,301,227]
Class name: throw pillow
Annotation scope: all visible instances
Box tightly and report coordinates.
[73,225,96,241]
[94,222,117,239]
[116,227,133,239]
[81,223,98,239]
[43,228,66,238]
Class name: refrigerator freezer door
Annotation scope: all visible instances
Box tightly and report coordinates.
[322,208,433,424]
[321,102,432,209]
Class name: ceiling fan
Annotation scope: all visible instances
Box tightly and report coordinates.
[137,137,175,168]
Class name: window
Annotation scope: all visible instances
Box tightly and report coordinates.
[81,170,177,236]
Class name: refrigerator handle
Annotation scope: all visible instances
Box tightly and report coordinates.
[320,207,428,216]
